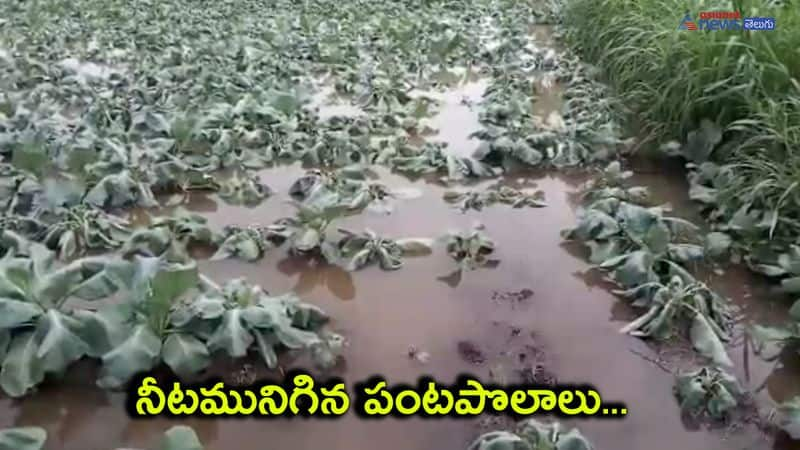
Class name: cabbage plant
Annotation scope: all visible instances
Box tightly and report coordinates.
[469,419,593,450]
[0,246,126,396]
[325,228,433,271]
[674,366,742,420]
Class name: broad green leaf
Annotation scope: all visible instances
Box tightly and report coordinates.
[609,250,653,287]
[0,331,45,397]
[555,429,594,450]
[207,309,253,358]
[0,298,42,329]
[586,240,622,264]
[97,324,162,389]
[159,425,204,450]
[189,295,226,320]
[162,333,210,376]
[781,277,800,294]
[72,305,129,357]
[675,373,706,411]
[667,244,704,263]
[394,238,433,255]
[0,427,47,450]
[254,330,279,369]
[690,313,732,367]
[67,257,130,301]
[149,262,199,308]
[707,385,737,418]
[274,325,321,349]
[35,310,90,375]
[295,228,321,252]
[704,232,731,259]
[778,397,800,440]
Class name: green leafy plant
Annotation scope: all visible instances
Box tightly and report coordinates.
[469,419,593,450]
[176,278,344,370]
[442,224,497,271]
[675,366,742,420]
[83,257,205,388]
[776,396,800,440]
[390,143,496,180]
[563,198,702,284]
[289,168,420,214]
[617,276,733,367]
[212,225,275,262]
[325,228,433,271]
[270,202,340,255]
[120,209,216,261]
[579,161,650,205]
[0,246,124,396]
[444,185,546,212]
[40,204,130,260]
[217,170,271,207]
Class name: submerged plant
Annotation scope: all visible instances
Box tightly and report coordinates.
[41,204,130,259]
[82,259,343,388]
[289,168,420,215]
[580,161,649,205]
[325,228,433,271]
[563,198,702,286]
[674,366,742,420]
[270,202,340,255]
[120,210,216,262]
[211,225,275,262]
[177,278,344,370]
[444,185,546,212]
[469,419,593,450]
[390,143,496,180]
[83,257,206,388]
[617,276,733,367]
[217,170,271,207]
[442,224,497,271]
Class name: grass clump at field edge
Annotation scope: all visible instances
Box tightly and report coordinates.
[561,0,800,274]
[560,0,800,436]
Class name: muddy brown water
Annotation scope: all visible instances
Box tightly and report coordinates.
[3,30,800,450]
[2,159,795,450]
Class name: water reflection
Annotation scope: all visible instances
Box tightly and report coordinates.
[437,260,501,288]
[277,254,356,301]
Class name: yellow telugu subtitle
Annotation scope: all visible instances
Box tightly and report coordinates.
[127,372,628,419]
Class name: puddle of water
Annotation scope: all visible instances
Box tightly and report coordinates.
[1,162,781,450]
[414,78,487,158]
[532,79,565,122]
[5,28,795,450]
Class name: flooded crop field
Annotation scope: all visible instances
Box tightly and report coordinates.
[0,1,798,449]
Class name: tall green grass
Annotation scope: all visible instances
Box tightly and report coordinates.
[562,0,800,248]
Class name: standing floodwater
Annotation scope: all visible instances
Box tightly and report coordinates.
[0,1,796,449]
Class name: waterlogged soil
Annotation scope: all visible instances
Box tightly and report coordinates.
[1,160,791,450]
[2,25,798,450]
